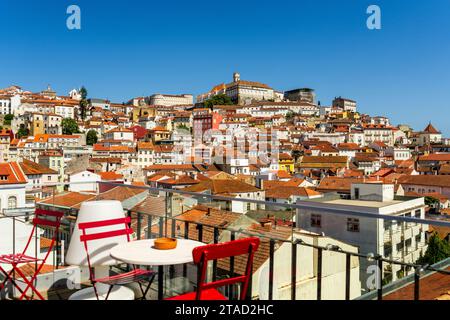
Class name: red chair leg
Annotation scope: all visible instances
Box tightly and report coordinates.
[14,266,45,300]
[0,266,30,299]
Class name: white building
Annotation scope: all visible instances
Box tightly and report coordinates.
[197,72,280,105]
[69,170,101,193]
[104,127,134,142]
[0,163,29,214]
[0,96,11,115]
[148,94,193,106]
[54,104,75,119]
[393,147,412,161]
[363,125,395,146]
[297,182,427,291]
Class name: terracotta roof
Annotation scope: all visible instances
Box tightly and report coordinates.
[384,267,450,300]
[183,179,261,195]
[398,175,450,188]
[419,154,450,162]
[0,162,28,185]
[90,157,122,164]
[423,123,441,134]
[99,171,124,181]
[38,192,96,208]
[276,170,292,179]
[278,153,293,161]
[158,175,200,186]
[440,164,450,174]
[33,134,80,142]
[317,177,366,193]
[93,144,110,152]
[95,186,147,203]
[300,156,348,164]
[20,159,57,175]
[137,141,154,150]
[144,164,198,171]
[218,223,292,276]
[266,186,321,199]
[174,206,242,244]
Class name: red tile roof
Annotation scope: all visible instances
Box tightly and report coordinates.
[0,162,27,185]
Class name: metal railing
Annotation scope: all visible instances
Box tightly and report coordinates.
[1,180,450,300]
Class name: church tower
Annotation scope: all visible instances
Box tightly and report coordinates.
[233,72,240,82]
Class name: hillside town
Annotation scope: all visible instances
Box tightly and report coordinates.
[1,72,450,299]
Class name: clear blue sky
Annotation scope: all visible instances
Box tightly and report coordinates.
[1,0,450,135]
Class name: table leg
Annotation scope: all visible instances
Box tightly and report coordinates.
[158,265,164,300]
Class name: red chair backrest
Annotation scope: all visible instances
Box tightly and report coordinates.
[20,208,65,266]
[192,237,260,300]
[33,208,64,228]
[78,217,133,276]
[78,217,133,243]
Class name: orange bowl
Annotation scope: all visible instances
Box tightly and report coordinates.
[154,237,177,250]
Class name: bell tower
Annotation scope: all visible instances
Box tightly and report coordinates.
[233,72,240,82]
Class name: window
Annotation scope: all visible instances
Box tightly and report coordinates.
[415,209,421,219]
[354,188,360,199]
[311,214,322,228]
[347,218,360,232]
[8,196,17,209]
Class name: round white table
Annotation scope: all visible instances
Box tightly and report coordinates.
[110,239,204,299]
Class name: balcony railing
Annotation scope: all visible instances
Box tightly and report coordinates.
[1,181,450,300]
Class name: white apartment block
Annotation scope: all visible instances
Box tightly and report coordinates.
[393,147,412,161]
[54,104,75,119]
[297,182,427,292]
[0,96,11,115]
[363,126,394,146]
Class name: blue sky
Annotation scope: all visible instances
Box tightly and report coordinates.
[1,0,450,135]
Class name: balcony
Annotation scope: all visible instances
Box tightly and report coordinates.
[1,181,450,301]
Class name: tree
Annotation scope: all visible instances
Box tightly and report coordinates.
[62,118,80,135]
[176,124,190,131]
[3,114,14,126]
[416,233,450,265]
[17,127,29,138]
[425,196,439,208]
[204,94,233,108]
[79,86,88,120]
[86,129,98,145]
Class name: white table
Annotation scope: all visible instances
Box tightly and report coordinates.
[110,239,204,299]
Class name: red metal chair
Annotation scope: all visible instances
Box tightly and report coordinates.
[78,217,155,300]
[0,208,64,300]
[166,237,260,300]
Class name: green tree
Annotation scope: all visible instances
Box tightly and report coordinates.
[3,114,14,125]
[425,196,439,207]
[17,127,29,138]
[62,118,80,135]
[204,94,233,108]
[79,86,88,120]
[416,233,450,265]
[177,124,189,131]
[86,129,98,145]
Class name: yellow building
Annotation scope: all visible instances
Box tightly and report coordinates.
[132,106,156,122]
[31,114,44,136]
[278,153,295,173]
